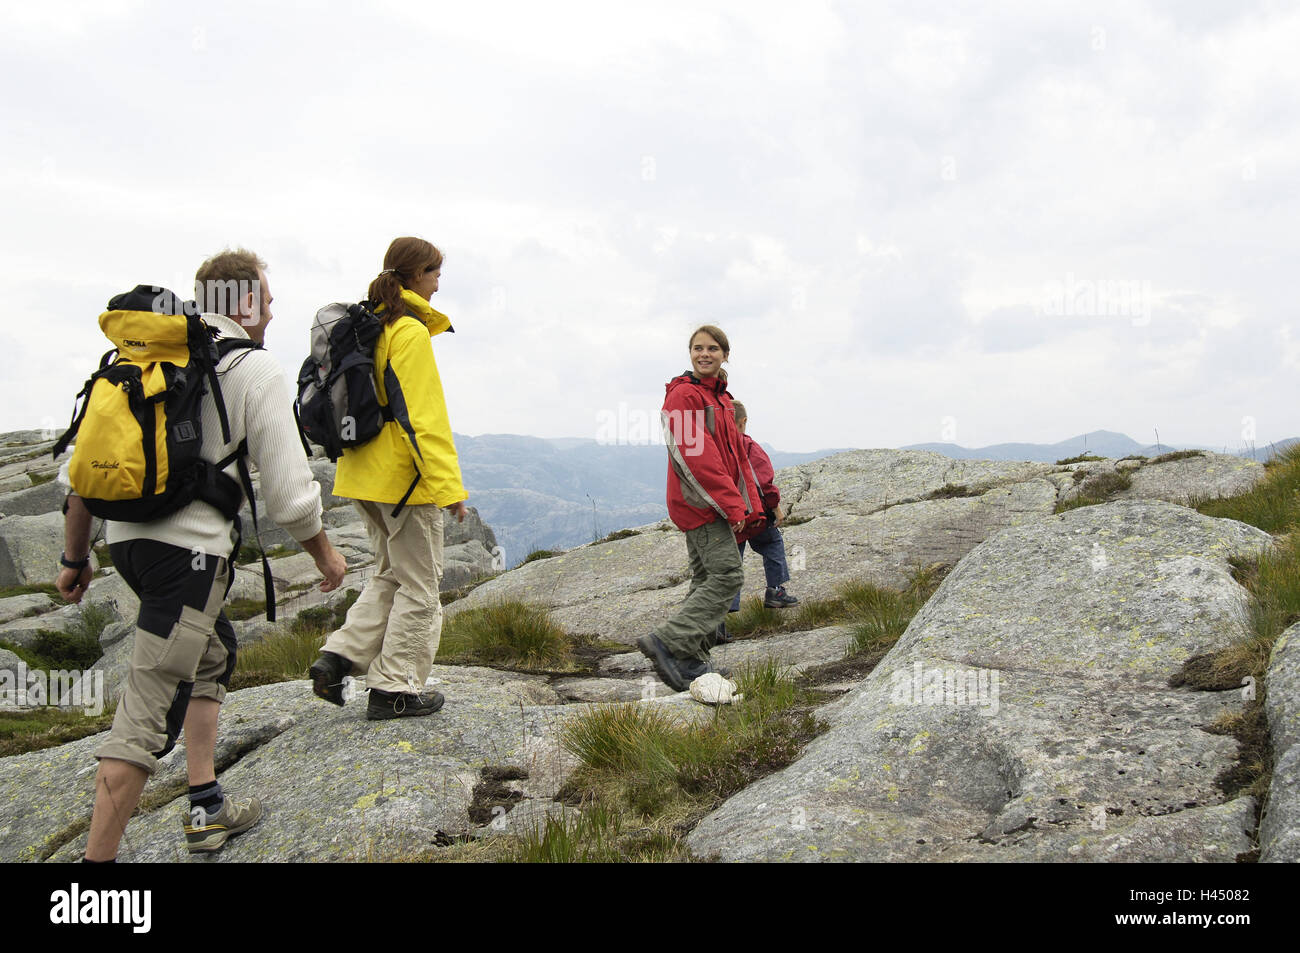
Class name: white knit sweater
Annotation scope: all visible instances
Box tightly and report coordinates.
[97,313,324,559]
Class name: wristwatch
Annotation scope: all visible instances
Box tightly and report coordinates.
[59,552,91,570]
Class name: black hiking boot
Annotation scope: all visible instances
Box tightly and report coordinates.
[713,621,733,644]
[366,688,445,721]
[309,651,352,706]
[637,633,713,692]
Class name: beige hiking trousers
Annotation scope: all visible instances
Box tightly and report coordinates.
[323,501,444,694]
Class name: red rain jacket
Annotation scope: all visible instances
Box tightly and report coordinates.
[741,433,780,514]
[661,371,767,542]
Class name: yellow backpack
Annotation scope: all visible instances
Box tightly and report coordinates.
[53,285,279,619]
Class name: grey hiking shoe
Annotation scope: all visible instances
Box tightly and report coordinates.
[764,586,800,608]
[366,688,445,720]
[182,794,263,854]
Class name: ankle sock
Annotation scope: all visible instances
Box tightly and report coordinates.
[189,781,223,813]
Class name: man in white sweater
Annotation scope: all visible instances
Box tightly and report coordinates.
[56,249,347,862]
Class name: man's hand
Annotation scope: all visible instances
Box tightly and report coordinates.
[730,519,746,535]
[446,500,468,524]
[300,529,347,593]
[56,565,93,604]
[314,547,347,593]
[775,504,786,527]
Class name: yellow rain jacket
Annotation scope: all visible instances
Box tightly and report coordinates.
[333,289,467,507]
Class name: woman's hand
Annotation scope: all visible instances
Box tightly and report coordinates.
[446,501,468,524]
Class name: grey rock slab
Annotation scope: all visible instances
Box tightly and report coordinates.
[596,626,855,681]
[713,626,855,675]
[1116,453,1265,505]
[686,501,1271,862]
[0,593,58,625]
[89,631,133,703]
[1261,624,1300,862]
[0,512,76,587]
[551,676,677,704]
[2,680,328,863]
[50,678,588,862]
[759,480,1059,604]
[448,526,690,642]
[776,450,1053,519]
[0,480,69,518]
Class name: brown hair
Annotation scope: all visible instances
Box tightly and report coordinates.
[689,324,730,381]
[731,400,747,422]
[367,237,443,324]
[195,247,266,317]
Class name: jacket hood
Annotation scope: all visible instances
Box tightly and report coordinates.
[665,370,729,399]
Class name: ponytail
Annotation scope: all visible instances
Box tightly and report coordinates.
[366,237,444,325]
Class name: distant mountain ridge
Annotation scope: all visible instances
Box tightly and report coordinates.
[901,429,1295,463]
[456,430,1295,566]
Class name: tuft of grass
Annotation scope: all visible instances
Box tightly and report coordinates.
[0,704,118,758]
[780,513,814,527]
[1055,469,1133,513]
[558,659,827,831]
[1149,449,1206,465]
[1056,453,1106,465]
[0,583,61,600]
[1195,444,1300,535]
[727,567,944,643]
[28,471,55,486]
[522,548,560,564]
[229,589,360,691]
[500,802,690,863]
[1119,454,1148,462]
[594,529,640,545]
[437,601,574,670]
[926,483,978,500]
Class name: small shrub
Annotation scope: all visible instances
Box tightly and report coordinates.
[1056,453,1106,465]
[1119,454,1148,462]
[27,629,103,670]
[225,598,268,621]
[594,529,640,545]
[522,549,559,564]
[926,483,978,500]
[1149,449,1206,465]
[437,601,573,670]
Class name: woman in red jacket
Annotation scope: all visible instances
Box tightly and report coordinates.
[637,325,766,691]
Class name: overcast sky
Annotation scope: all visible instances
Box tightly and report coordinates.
[2,0,1296,453]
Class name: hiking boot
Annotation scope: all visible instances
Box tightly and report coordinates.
[637,633,712,692]
[182,794,263,854]
[309,651,352,706]
[764,586,800,609]
[366,688,445,721]
[714,621,733,644]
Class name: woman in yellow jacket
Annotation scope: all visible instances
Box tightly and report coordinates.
[310,236,469,719]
